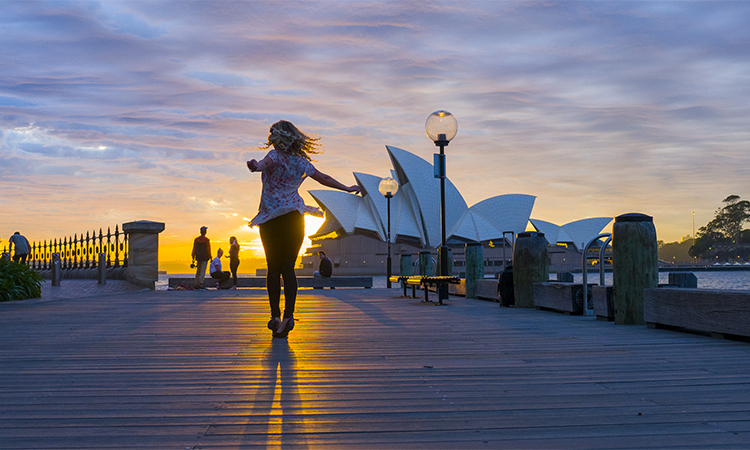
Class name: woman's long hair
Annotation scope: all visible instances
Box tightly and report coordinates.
[260,120,321,161]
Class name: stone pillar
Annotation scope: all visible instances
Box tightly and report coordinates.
[512,232,549,308]
[612,213,657,325]
[418,251,433,276]
[400,254,413,277]
[122,220,165,290]
[465,242,484,299]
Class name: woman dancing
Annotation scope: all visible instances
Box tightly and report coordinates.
[247,120,360,338]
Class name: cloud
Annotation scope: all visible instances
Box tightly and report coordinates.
[0,0,749,245]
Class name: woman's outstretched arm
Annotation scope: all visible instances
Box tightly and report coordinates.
[311,171,360,194]
[247,154,275,172]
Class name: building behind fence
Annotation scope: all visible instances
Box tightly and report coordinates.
[3,220,165,289]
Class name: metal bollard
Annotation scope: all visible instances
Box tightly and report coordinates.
[612,213,658,325]
[98,253,106,285]
[51,252,62,287]
[465,242,484,299]
[512,232,549,308]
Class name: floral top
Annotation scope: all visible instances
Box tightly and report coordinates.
[249,149,323,227]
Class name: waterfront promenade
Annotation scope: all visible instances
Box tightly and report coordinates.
[2,284,750,449]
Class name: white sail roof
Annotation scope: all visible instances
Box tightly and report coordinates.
[561,217,613,249]
[307,145,607,251]
[529,218,561,245]
[531,217,613,249]
[386,146,467,247]
[308,190,366,234]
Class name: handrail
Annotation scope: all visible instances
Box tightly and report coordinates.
[412,254,438,275]
[502,231,514,268]
[599,235,612,286]
[582,233,612,315]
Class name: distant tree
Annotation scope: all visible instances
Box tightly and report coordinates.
[658,236,694,264]
[708,195,750,243]
[690,195,750,261]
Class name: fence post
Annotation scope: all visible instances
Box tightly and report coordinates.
[98,253,106,285]
[512,232,549,308]
[612,213,657,325]
[51,253,62,287]
[122,221,165,289]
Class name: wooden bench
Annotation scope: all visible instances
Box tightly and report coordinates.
[168,276,372,289]
[644,288,750,339]
[389,276,461,304]
[301,276,372,289]
[532,282,592,315]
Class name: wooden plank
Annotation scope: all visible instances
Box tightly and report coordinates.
[593,285,614,321]
[1,288,750,448]
[475,279,498,301]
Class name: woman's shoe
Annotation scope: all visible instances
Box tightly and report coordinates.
[267,317,281,333]
[273,317,295,338]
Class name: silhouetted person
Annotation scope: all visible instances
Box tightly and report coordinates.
[313,251,332,278]
[227,236,240,289]
[8,231,30,264]
[191,226,211,289]
[248,120,359,338]
[210,248,231,288]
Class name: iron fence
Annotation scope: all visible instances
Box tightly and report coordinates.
[3,226,128,271]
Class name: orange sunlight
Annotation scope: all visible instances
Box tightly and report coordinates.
[158,215,325,274]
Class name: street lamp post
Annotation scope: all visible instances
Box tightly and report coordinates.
[425,110,458,303]
[379,177,399,288]
[692,211,696,263]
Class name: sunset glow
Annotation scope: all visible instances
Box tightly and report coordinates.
[2,1,749,269]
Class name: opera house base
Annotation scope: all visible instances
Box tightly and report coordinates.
[299,235,585,278]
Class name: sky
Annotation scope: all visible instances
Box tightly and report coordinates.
[1,1,749,269]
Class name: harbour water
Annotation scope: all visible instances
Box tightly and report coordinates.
[157,270,750,291]
[571,270,750,291]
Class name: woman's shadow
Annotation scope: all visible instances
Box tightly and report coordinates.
[242,338,308,449]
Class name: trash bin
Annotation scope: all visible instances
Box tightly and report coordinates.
[498,265,514,307]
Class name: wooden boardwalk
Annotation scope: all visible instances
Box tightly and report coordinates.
[2,287,750,449]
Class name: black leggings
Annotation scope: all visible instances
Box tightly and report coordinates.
[259,211,305,319]
[230,257,240,286]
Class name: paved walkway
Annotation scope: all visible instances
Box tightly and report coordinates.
[1,288,750,449]
[38,279,147,302]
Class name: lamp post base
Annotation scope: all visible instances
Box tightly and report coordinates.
[438,245,450,302]
[386,256,392,288]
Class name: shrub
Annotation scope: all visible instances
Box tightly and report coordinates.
[0,259,44,302]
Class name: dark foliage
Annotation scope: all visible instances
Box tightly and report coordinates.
[0,259,44,302]
[690,195,750,261]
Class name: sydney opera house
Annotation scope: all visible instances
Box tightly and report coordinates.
[299,146,611,276]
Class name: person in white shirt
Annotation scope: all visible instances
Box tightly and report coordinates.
[8,231,31,264]
[210,248,231,287]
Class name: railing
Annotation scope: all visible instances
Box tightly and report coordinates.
[581,233,612,316]
[2,226,128,272]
